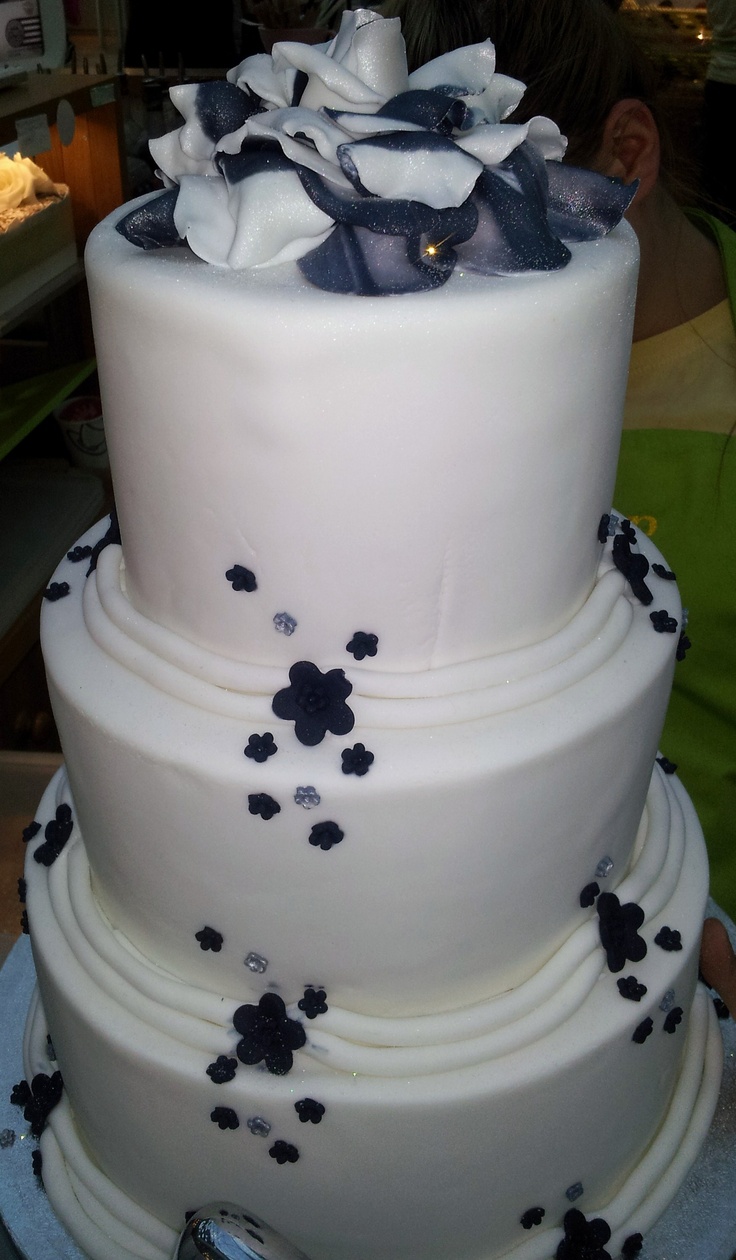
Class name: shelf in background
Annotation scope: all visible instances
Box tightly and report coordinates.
[0,359,96,462]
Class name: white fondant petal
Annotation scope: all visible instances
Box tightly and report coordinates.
[149,130,217,182]
[329,110,424,138]
[225,168,334,269]
[227,51,293,108]
[324,10,408,104]
[245,111,353,188]
[527,116,568,161]
[342,139,482,208]
[173,175,235,265]
[408,39,496,93]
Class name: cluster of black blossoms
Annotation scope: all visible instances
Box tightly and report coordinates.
[520,1207,545,1230]
[43,581,70,602]
[650,609,678,634]
[233,992,306,1075]
[226,564,257,593]
[309,820,344,851]
[632,1017,654,1044]
[298,987,328,1019]
[211,1106,239,1130]
[86,509,122,575]
[269,1139,299,1164]
[612,527,653,605]
[657,756,678,775]
[244,732,278,763]
[206,1055,238,1084]
[652,563,676,581]
[248,792,281,820]
[22,819,41,843]
[346,631,379,660]
[341,742,374,777]
[664,1006,684,1034]
[655,926,682,952]
[67,543,93,563]
[617,976,647,1002]
[580,882,600,909]
[10,1072,63,1137]
[597,892,647,974]
[272,660,355,746]
[33,804,74,867]
[195,925,224,952]
[295,1097,325,1124]
[556,1208,611,1260]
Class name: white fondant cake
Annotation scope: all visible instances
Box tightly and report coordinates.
[17,12,722,1260]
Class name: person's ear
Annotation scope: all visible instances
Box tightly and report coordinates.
[595,98,660,201]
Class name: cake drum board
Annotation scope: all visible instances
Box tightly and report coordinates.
[1,914,735,1260]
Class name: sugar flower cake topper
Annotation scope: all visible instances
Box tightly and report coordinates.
[117,8,635,294]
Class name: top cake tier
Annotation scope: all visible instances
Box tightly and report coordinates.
[85,214,637,672]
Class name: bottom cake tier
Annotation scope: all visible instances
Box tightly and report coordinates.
[21,765,722,1260]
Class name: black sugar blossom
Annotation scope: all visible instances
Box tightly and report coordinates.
[612,531,652,605]
[233,992,306,1075]
[244,732,278,762]
[652,564,676,581]
[632,1017,653,1044]
[18,877,26,904]
[67,544,93,563]
[211,1106,239,1130]
[650,609,678,634]
[617,976,647,1002]
[655,926,682,952]
[269,1139,299,1164]
[87,510,122,574]
[309,821,344,851]
[663,1007,683,1033]
[346,631,379,660]
[520,1207,545,1229]
[33,804,73,867]
[556,1209,611,1260]
[597,514,611,544]
[295,1097,325,1124]
[272,660,354,746]
[22,820,41,843]
[206,1056,238,1083]
[226,564,257,592]
[20,909,29,934]
[580,882,600,909]
[10,1072,63,1137]
[676,631,691,661]
[248,793,281,820]
[195,926,224,952]
[597,892,647,973]
[341,742,375,776]
[657,756,677,775]
[32,1148,43,1177]
[43,581,70,602]
[298,986,328,1019]
[621,1235,644,1258]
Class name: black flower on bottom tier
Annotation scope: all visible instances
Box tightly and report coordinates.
[33,804,73,867]
[10,1072,63,1137]
[556,1208,611,1260]
[272,661,355,746]
[233,993,306,1075]
[597,892,647,973]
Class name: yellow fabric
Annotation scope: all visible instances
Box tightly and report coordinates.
[615,258,736,919]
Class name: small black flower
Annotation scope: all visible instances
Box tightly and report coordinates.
[10,1072,63,1137]
[195,926,224,952]
[556,1208,611,1260]
[206,1056,238,1084]
[211,1106,239,1130]
[308,821,344,851]
[298,986,328,1019]
[341,742,374,777]
[18,877,26,904]
[676,631,691,661]
[652,564,676,581]
[657,756,677,775]
[612,532,652,605]
[67,544,93,563]
[346,631,378,660]
[655,926,682,952]
[33,804,73,867]
[43,581,70,602]
[272,660,354,746]
[295,1097,325,1124]
[32,1148,43,1178]
[269,1139,299,1164]
[580,882,600,909]
[22,820,41,843]
[226,564,257,593]
[520,1206,545,1229]
[663,1006,683,1033]
[244,732,278,763]
[597,514,611,544]
[650,609,678,633]
[632,1017,653,1044]
[621,1234,644,1258]
[617,976,647,1002]
[620,519,637,544]
[248,793,281,820]
[233,992,306,1075]
[20,909,29,934]
[597,892,647,973]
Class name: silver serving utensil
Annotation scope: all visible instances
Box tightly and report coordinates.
[174,1201,312,1260]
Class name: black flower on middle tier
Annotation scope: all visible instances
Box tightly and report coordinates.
[272,661,354,746]
[10,1071,63,1137]
[233,992,306,1075]
[33,804,74,867]
[556,1208,612,1260]
[597,892,647,974]
[298,986,328,1019]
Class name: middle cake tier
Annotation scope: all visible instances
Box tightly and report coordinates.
[40,517,685,1017]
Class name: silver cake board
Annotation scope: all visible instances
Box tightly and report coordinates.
[1,911,735,1260]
